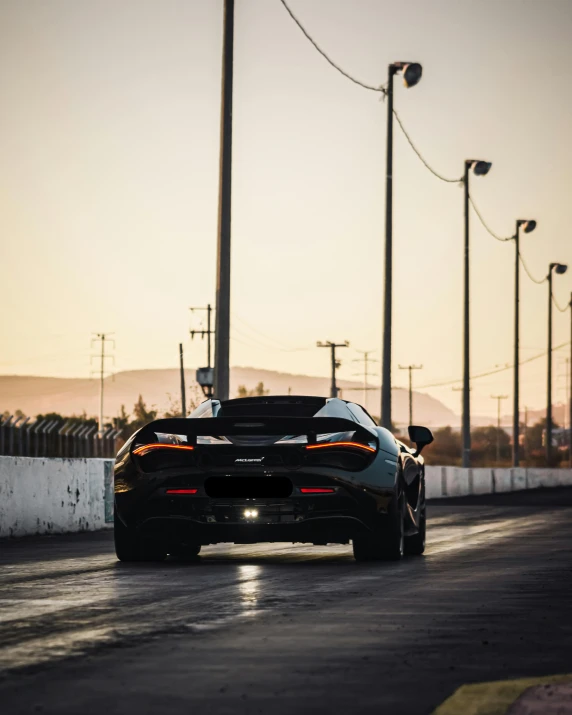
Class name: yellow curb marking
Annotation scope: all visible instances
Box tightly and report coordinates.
[433,673,572,715]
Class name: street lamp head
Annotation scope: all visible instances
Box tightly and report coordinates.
[402,62,423,88]
[469,160,492,176]
[518,219,537,234]
[393,62,423,88]
[550,262,568,275]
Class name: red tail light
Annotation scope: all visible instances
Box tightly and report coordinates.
[133,444,195,457]
[300,487,335,494]
[165,488,198,495]
[305,441,375,453]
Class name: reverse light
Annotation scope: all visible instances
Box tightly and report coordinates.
[305,441,376,453]
[133,444,195,457]
[166,488,198,495]
[300,487,335,494]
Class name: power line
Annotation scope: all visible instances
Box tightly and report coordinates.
[231,323,310,353]
[418,341,570,389]
[468,195,513,242]
[392,109,462,183]
[553,293,570,313]
[519,250,547,285]
[232,313,307,351]
[277,0,385,93]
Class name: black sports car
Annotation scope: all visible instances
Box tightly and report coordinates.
[113,395,433,562]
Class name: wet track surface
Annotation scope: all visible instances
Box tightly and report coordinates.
[1,489,572,714]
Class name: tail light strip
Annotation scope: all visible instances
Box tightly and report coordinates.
[166,488,198,495]
[300,487,335,494]
[305,441,376,453]
[133,443,195,457]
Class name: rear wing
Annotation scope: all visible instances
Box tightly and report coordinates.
[135,416,378,447]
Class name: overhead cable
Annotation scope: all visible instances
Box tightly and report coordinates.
[393,110,462,183]
[552,294,570,313]
[278,0,385,93]
[518,251,547,285]
[417,341,570,389]
[468,196,513,242]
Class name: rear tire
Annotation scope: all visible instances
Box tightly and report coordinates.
[405,504,426,556]
[352,485,405,562]
[114,512,166,562]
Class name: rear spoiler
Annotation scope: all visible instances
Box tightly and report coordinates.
[136,416,378,447]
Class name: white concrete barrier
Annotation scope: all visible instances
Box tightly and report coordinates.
[0,456,113,538]
[2,457,572,538]
[471,468,493,495]
[445,467,470,497]
[426,465,572,499]
[492,469,512,493]
[425,467,443,499]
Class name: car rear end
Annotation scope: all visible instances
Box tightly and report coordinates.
[114,415,397,553]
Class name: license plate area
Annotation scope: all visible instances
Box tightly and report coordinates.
[204,477,292,498]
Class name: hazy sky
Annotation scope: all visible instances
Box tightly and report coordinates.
[1,0,571,417]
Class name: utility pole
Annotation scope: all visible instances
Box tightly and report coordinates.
[491,394,508,463]
[546,262,568,466]
[191,305,215,398]
[381,64,395,431]
[399,364,423,426]
[557,357,570,464]
[569,293,572,467]
[523,406,529,465]
[91,333,115,435]
[381,62,423,432]
[453,385,468,460]
[191,304,214,368]
[213,0,235,401]
[353,350,378,409]
[462,160,492,468]
[317,341,349,398]
[179,343,186,417]
[511,219,536,467]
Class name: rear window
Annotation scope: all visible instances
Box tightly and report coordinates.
[218,398,326,418]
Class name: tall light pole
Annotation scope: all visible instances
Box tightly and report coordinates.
[546,262,568,466]
[512,219,537,466]
[381,61,423,430]
[462,159,492,467]
[214,0,235,400]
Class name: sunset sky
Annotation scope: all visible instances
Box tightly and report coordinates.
[1,0,571,418]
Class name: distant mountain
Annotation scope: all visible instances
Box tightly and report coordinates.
[0,366,459,427]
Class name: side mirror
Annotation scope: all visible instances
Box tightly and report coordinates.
[408,425,434,454]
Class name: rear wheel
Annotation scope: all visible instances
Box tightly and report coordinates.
[114,512,166,562]
[352,485,405,562]
[405,502,426,556]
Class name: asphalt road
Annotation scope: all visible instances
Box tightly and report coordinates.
[1,489,572,715]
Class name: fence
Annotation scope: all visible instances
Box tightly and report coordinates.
[0,416,122,459]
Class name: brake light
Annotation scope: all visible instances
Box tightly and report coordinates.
[133,444,195,457]
[166,488,198,495]
[305,441,375,453]
[300,487,335,494]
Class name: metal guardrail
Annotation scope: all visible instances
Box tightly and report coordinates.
[0,416,121,458]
